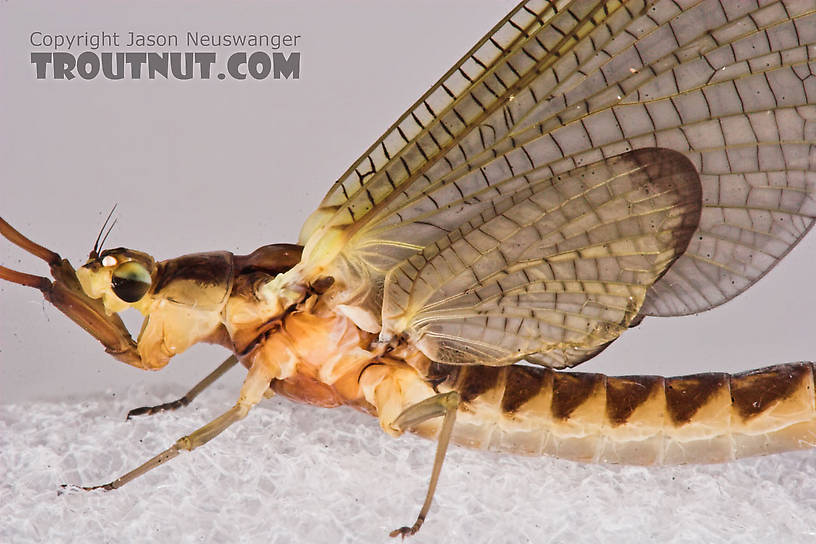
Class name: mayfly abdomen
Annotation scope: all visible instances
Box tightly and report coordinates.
[401,362,816,465]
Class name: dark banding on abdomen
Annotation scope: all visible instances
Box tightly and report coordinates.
[664,373,729,425]
[731,363,812,420]
[551,372,605,420]
[605,375,663,426]
[414,361,816,464]
[501,365,551,413]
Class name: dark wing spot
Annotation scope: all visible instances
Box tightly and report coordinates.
[628,148,703,254]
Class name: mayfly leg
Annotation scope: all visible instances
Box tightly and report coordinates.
[75,402,249,491]
[388,391,460,538]
[126,355,240,419]
[73,359,278,491]
[0,217,142,366]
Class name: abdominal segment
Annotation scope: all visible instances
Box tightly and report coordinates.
[381,361,816,465]
[263,311,816,465]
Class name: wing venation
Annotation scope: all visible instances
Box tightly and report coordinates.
[381,149,702,367]
[291,0,816,355]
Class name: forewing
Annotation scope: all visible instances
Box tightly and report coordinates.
[297,0,816,322]
[298,0,648,275]
[381,149,702,367]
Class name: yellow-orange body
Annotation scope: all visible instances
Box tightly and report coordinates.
[222,301,816,466]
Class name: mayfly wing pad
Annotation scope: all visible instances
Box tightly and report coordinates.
[381,148,702,367]
[296,0,816,322]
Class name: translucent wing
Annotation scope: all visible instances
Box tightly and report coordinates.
[381,148,702,367]
[297,0,642,276]
[292,0,816,342]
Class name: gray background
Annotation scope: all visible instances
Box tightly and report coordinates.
[1,0,815,404]
[3,4,816,544]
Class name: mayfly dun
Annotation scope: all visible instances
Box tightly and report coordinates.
[2,0,816,537]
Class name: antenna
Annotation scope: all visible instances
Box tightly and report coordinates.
[90,204,118,259]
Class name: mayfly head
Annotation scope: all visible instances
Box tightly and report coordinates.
[1,212,309,370]
[77,248,157,314]
[1,216,239,369]
[0,217,144,367]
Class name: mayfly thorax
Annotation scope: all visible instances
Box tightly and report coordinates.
[2,0,816,537]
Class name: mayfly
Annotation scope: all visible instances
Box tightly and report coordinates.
[2,0,816,537]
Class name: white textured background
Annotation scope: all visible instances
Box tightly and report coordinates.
[1,1,816,542]
[3,386,816,543]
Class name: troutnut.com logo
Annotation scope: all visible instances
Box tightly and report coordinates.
[30,31,302,80]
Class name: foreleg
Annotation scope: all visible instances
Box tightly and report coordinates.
[126,355,239,419]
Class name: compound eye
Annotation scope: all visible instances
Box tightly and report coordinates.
[111,261,152,303]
